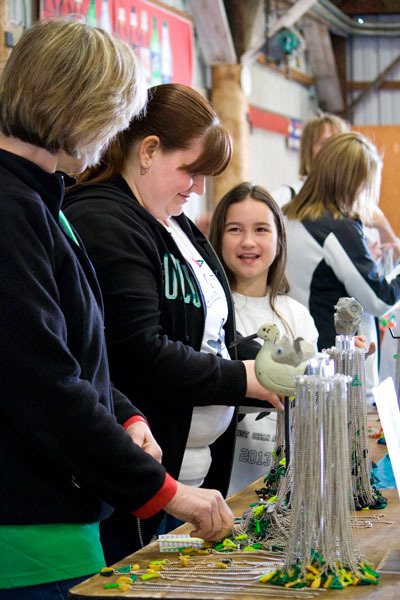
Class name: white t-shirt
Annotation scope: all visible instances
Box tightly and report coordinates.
[233,291,319,349]
[227,291,318,496]
[165,218,234,487]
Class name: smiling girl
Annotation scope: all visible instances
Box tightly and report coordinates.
[209,182,318,493]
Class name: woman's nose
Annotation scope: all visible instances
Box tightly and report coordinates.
[192,174,206,196]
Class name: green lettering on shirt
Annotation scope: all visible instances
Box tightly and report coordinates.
[163,254,201,307]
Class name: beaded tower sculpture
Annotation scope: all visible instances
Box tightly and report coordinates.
[262,367,380,589]
[326,297,386,510]
[232,332,380,590]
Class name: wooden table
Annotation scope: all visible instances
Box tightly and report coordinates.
[70,413,400,599]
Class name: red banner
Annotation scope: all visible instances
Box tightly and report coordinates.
[40,0,193,86]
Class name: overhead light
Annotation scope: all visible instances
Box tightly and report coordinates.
[357,17,365,24]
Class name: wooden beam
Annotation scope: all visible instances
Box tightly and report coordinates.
[302,19,344,112]
[186,0,236,65]
[348,80,400,90]
[347,52,400,114]
[331,32,348,113]
[223,0,265,61]
[330,0,400,14]
[242,0,318,64]
[257,55,314,86]
[268,0,319,38]
[211,64,250,203]
[0,0,9,63]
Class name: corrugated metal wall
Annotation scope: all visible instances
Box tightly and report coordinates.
[348,15,400,125]
[249,62,316,192]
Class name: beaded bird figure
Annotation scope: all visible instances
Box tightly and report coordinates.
[254,323,316,395]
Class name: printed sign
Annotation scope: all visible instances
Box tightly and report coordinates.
[40,0,193,86]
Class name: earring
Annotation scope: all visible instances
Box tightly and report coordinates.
[140,165,149,175]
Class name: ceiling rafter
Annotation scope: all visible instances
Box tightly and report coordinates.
[330,1,400,15]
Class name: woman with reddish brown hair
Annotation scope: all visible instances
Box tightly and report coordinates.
[65,83,283,563]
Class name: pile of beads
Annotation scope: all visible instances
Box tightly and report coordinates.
[259,556,380,590]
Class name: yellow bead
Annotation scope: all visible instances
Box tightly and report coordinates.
[305,564,319,575]
[118,583,130,592]
[116,576,133,585]
[178,556,190,567]
[141,573,161,581]
[100,566,114,577]
[180,547,195,554]
[285,578,303,588]
[311,577,321,588]
[259,570,276,583]
[147,564,163,571]
[222,538,237,547]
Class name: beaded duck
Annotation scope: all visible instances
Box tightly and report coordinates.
[254,323,316,396]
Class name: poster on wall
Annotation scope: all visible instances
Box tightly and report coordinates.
[40,0,193,86]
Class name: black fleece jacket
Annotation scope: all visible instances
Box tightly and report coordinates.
[64,175,248,495]
[0,151,174,526]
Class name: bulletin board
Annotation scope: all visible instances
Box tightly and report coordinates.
[39,0,193,86]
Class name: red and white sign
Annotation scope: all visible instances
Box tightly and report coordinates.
[40,0,193,86]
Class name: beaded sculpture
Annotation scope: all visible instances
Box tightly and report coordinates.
[326,298,386,510]
[231,331,381,590]
[260,369,379,589]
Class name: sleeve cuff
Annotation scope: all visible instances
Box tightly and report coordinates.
[123,415,148,430]
[132,473,178,519]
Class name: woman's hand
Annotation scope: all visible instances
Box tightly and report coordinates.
[164,482,234,541]
[125,421,163,463]
[355,335,376,358]
[243,361,284,411]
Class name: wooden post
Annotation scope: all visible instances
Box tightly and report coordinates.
[211,63,250,205]
[0,0,9,66]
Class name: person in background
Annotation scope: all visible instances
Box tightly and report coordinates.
[64,83,283,563]
[272,113,349,207]
[195,112,399,260]
[272,113,400,261]
[0,21,234,600]
[209,182,319,494]
[283,131,400,394]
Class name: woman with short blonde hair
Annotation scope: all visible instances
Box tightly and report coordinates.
[0,17,146,164]
[0,20,234,600]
